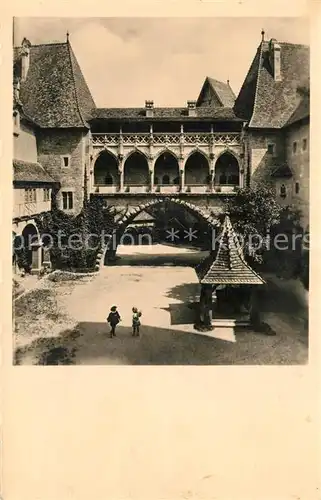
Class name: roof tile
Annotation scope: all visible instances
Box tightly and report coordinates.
[234,41,309,129]
[195,215,265,285]
[13,159,57,184]
[16,41,96,128]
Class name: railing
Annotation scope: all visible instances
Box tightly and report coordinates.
[184,184,209,194]
[156,185,180,194]
[13,201,51,218]
[90,183,239,194]
[91,132,241,147]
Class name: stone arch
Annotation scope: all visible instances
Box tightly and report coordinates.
[94,150,119,186]
[123,151,149,186]
[153,150,180,186]
[184,150,210,185]
[104,198,221,262]
[116,198,219,237]
[18,222,42,272]
[214,150,240,186]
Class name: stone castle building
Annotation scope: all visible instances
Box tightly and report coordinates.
[12,31,309,272]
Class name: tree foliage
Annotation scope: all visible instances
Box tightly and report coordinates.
[226,186,283,263]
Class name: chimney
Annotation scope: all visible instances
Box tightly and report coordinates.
[145,100,154,117]
[187,100,197,117]
[269,38,281,82]
[21,37,31,81]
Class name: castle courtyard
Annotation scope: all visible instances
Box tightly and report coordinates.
[14,244,308,365]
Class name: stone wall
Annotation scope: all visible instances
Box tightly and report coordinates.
[37,129,90,214]
[284,121,309,229]
[249,130,285,186]
[14,121,38,163]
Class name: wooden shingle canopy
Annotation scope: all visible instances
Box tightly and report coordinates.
[195,215,265,285]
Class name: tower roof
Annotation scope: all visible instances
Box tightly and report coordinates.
[195,215,265,285]
[234,39,309,129]
[14,40,96,128]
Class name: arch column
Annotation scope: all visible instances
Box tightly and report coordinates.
[209,153,215,191]
[118,154,124,192]
[179,156,185,192]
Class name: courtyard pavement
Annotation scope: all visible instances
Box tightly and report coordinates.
[14,244,308,365]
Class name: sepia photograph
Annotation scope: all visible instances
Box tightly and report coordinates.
[12,16,310,365]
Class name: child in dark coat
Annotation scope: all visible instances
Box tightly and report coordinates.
[107,306,121,337]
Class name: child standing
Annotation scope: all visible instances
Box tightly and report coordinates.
[132,307,142,337]
[107,306,121,338]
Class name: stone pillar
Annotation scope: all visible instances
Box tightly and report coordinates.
[249,287,261,329]
[149,164,154,192]
[179,157,185,192]
[209,153,215,191]
[118,154,124,192]
[198,284,213,330]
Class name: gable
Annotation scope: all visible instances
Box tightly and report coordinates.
[197,81,223,107]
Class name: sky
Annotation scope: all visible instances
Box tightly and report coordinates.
[14,17,309,108]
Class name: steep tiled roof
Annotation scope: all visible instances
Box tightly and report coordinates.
[234,40,309,128]
[207,78,236,107]
[13,159,57,184]
[271,164,293,178]
[195,215,265,285]
[285,94,309,126]
[91,106,242,121]
[196,77,236,108]
[16,41,96,128]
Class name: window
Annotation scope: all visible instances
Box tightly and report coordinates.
[62,191,73,210]
[267,143,275,155]
[24,188,37,203]
[61,156,70,168]
[293,141,297,154]
[162,175,170,185]
[295,182,300,194]
[280,184,287,199]
[43,188,50,202]
[302,138,307,151]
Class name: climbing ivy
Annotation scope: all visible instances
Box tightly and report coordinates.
[35,198,115,271]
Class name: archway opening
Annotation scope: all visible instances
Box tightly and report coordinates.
[185,152,209,185]
[105,199,218,267]
[214,152,239,186]
[18,223,41,272]
[94,151,119,186]
[154,152,179,185]
[124,152,149,186]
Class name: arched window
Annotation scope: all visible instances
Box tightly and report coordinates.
[185,152,209,185]
[94,151,119,186]
[154,152,179,186]
[215,152,239,186]
[124,152,149,185]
